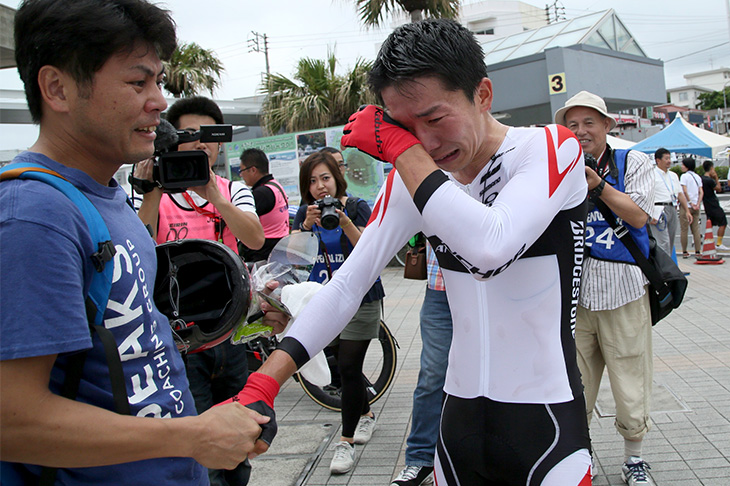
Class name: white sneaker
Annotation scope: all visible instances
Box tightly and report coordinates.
[391,465,434,485]
[353,414,376,444]
[621,456,653,485]
[329,441,355,474]
[716,244,729,251]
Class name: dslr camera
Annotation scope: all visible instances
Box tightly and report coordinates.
[130,122,233,193]
[314,196,343,230]
[584,152,598,172]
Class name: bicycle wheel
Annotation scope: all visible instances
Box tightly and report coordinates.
[296,320,398,412]
[394,244,409,267]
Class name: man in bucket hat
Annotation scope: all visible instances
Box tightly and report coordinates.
[556,91,656,486]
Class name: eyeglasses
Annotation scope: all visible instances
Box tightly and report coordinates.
[240,166,255,172]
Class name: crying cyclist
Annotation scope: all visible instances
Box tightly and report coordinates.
[226,18,593,486]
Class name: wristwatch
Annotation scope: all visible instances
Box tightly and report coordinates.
[590,179,605,199]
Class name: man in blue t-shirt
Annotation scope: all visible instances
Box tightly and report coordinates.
[0,1,268,485]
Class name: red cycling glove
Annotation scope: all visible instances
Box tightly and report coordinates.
[341,105,421,165]
[216,372,280,445]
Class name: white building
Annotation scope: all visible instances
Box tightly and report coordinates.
[666,67,730,128]
[391,0,548,37]
[459,0,547,38]
[667,85,714,110]
[684,67,730,92]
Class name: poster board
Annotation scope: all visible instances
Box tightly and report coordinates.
[225,126,385,207]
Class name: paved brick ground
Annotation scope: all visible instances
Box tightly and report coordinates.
[251,251,730,486]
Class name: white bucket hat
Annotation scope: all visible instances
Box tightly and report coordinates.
[554,90,617,130]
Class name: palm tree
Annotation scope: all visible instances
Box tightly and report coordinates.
[163,42,224,98]
[356,0,460,25]
[260,51,377,135]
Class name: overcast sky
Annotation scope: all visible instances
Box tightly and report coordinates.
[1,0,729,150]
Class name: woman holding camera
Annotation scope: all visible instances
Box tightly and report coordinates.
[292,150,385,475]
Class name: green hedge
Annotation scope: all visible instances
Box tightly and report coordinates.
[669,165,728,180]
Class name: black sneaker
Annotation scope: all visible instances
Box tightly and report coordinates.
[390,465,434,486]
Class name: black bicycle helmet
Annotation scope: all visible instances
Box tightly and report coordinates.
[154,239,251,354]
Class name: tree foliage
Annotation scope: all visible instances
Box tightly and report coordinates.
[355,0,460,26]
[260,51,377,134]
[697,87,730,110]
[163,42,224,98]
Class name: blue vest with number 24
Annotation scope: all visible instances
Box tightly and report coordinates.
[586,149,650,264]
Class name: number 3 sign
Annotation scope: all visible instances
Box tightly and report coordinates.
[548,73,566,95]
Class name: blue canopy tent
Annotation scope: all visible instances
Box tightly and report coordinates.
[631,115,730,158]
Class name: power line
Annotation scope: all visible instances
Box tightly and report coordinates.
[665,42,730,62]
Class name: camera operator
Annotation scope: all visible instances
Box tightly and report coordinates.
[291,152,384,475]
[136,96,264,486]
[136,96,264,254]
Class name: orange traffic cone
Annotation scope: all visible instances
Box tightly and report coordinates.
[695,218,725,265]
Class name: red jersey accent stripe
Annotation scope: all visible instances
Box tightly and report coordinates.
[545,125,581,199]
[368,168,398,227]
[368,196,382,227]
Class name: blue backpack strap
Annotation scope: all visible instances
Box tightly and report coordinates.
[0,164,130,411]
[0,163,115,326]
[1,164,130,484]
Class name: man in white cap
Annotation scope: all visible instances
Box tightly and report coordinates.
[555,91,656,486]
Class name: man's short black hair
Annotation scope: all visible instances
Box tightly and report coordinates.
[682,157,696,171]
[368,18,488,103]
[165,96,224,128]
[240,148,270,174]
[15,0,177,123]
[703,160,714,172]
[655,148,670,160]
[320,147,342,156]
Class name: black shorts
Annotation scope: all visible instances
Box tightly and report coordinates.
[706,205,728,227]
[436,394,591,485]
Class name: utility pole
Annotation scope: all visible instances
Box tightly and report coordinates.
[722,81,730,135]
[726,0,730,46]
[545,1,565,24]
[248,31,270,76]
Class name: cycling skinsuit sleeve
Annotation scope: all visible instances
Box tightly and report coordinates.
[283,125,587,404]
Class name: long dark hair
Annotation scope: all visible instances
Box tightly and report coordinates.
[299,152,348,205]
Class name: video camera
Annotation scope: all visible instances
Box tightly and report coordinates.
[314,195,342,230]
[130,119,233,193]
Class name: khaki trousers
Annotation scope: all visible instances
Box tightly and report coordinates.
[575,291,652,441]
[680,206,702,254]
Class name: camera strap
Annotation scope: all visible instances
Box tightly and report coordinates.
[313,228,335,280]
[595,148,619,180]
[181,192,225,243]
